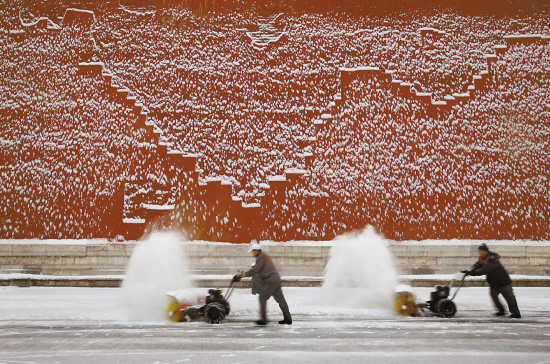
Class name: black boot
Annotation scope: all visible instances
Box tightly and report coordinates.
[278,317,292,325]
[255,320,267,325]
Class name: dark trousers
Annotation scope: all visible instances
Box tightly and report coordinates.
[259,280,291,322]
[490,284,520,316]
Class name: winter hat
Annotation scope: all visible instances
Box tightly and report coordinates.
[478,243,489,252]
[248,240,261,252]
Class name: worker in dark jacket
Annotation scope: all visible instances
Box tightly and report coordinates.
[234,242,292,325]
[463,243,521,318]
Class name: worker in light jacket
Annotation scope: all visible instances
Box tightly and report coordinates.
[463,243,521,318]
[234,242,292,325]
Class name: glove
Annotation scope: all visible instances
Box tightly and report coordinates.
[232,274,241,283]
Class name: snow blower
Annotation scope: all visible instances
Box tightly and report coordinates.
[395,272,466,318]
[166,279,237,324]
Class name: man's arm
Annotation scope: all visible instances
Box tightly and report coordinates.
[468,258,498,276]
[245,254,265,277]
[463,261,482,274]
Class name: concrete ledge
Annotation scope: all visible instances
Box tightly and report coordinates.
[11,244,48,256]
[2,274,549,288]
[1,240,549,278]
[399,275,550,288]
[527,246,550,257]
[0,274,122,288]
[195,276,324,288]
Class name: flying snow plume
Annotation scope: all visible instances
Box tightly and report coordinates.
[120,231,193,321]
[321,227,398,310]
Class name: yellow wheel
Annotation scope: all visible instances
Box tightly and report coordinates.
[395,292,416,316]
[167,300,185,322]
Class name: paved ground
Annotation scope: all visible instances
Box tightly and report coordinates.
[1,287,549,364]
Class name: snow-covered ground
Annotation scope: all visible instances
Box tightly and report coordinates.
[1,286,549,323]
[1,286,549,364]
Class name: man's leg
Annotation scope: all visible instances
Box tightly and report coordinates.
[259,281,278,322]
[499,284,521,317]
[272,283,291,321]
[490,286,505,314]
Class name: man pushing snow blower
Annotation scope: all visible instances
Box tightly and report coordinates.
[462,243,521,319]
[234,241,292,326]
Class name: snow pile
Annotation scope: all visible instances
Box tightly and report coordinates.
[119,232,193,321]
[321,227,398,310]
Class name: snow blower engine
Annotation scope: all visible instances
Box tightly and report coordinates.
[166,280,236,324]
[423,285,453,314]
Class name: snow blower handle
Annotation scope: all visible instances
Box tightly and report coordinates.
[449,272,467,301]
[226,271,244,301]
[232,270,245,282]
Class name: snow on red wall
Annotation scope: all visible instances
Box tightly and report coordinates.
[1,1,549,241]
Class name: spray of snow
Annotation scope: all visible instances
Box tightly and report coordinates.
[321,227,398,310]
[119,231,193,321]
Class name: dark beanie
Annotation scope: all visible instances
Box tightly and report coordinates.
[478,243,489,252]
